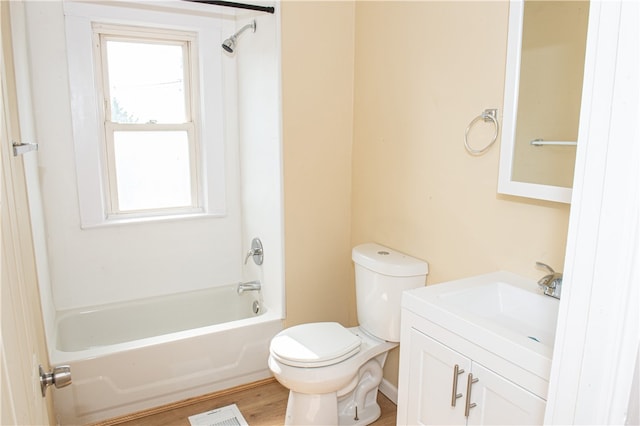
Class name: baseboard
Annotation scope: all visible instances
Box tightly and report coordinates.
[378,378,398,405]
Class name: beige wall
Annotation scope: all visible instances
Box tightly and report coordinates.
[282,0,571,387]
[281,1,358,328]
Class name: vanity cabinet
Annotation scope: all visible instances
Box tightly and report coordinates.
[397,310,547,425]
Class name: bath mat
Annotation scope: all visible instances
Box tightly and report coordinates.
[188,403,249,426]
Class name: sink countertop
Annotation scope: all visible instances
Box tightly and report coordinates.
[402,271,560,383]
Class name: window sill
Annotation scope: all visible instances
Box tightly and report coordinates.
[80,210,226,230]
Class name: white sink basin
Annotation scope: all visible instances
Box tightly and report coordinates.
[438,279,558,345]
[402,271,560,381]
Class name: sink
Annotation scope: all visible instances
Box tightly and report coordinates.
[402,271,560,381]
[438,280,558,345]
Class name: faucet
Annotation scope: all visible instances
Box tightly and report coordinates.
[535,262,562,299]
[237,280,261,294]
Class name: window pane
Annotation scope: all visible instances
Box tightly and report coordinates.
[113,131,192,211]
[106,40,186,123]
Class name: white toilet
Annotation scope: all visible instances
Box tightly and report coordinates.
[268,243,428,425]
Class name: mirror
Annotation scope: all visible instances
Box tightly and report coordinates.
[498,0,589,203]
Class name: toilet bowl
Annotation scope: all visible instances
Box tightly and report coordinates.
[268,243,428,425]
[269,324,395,425]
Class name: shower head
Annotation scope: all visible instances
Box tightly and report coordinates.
[222,20,256,54]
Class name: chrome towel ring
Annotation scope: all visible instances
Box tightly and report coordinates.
[464,109,499,155]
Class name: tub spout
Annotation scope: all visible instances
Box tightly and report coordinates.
[237,280,261,294]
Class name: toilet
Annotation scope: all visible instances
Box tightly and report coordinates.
[268,243,428,425]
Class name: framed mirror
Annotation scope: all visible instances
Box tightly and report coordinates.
[498,0,589,203]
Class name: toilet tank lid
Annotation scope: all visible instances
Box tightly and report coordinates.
[352,243,428,277]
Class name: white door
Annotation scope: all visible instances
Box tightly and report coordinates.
[466,362,546,425]
[404,328,472,425]
[0,2,53,424]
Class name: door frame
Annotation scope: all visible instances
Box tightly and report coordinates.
[545,1,640,423]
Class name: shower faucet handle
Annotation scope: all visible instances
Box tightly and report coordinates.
[244,237,264,265]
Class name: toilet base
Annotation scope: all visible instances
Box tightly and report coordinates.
[271,326,396,425]
[284,391,338,425]
[283,357,386,426]
[338,403,381,426]
[283,389,383,426]
[337,358,384,425]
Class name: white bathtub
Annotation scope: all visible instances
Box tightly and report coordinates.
[51,284,283,425]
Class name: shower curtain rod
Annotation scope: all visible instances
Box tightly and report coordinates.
[183,0,275,14]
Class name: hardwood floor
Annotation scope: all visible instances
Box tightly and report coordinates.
[99,378,397,426]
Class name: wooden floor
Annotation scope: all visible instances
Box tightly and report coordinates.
[101,378,397,426]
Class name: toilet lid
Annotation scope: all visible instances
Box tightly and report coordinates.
[270,322,361,368]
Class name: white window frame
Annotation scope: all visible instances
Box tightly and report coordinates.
[94,24,201,217]
[64,1,227,227]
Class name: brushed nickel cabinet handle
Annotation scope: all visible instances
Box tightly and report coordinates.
[464,373,479,417]
[450,364,465,407]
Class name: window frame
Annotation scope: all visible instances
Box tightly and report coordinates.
[64,2,228,228]
[94,25,201,217]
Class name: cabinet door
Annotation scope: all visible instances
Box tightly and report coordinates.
[465,362,546,425]
[405,328,472,425]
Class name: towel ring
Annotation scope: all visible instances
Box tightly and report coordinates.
[464,109,499,155]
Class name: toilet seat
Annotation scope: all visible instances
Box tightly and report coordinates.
[270,322,361,368]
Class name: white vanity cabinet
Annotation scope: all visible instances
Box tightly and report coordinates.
[400,321,545,425]
[396,272,557,426]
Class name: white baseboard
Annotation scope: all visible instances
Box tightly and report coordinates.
[378,378,398,405]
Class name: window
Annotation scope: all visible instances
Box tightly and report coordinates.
[64,2,227,227]
[95,25,199,216]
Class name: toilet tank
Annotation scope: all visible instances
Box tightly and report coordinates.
[352,243,428,342]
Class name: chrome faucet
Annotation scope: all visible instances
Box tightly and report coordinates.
[244,237,264,265]
[536,262,562,299]
[237,280,261,294]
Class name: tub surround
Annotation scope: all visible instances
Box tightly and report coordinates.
[21,0,284,317]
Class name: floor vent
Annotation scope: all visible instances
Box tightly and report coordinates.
[188,403,249,426]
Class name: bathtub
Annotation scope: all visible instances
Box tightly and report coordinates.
[50,284,283,425]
